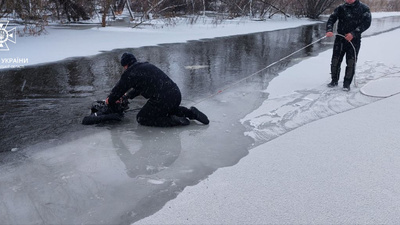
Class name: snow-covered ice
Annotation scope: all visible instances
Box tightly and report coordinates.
[136,16,400,224]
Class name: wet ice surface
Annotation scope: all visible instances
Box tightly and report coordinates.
[1,23,328,153]
[0,87,258,224]
[1,17,400,224]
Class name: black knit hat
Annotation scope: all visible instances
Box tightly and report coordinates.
[121,53,137,67]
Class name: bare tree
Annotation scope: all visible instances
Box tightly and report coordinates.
[257,0,291,18]
[125,0,134,19]
[0,0,9,18]
[6,0,389,27]
[58,0,91,22]
[294,0,340,19]
[113,0,126,14]
[218,0,253,18]
[362,0,400,11]
[100,0,112,26]
[389,0,400,11]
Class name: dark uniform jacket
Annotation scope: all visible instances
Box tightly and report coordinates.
[108,62,180,109]
[326,0,371,40]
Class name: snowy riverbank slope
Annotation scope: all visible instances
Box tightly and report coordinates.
[136,18,400,224]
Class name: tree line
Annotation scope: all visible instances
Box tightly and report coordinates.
[0,0,398,27]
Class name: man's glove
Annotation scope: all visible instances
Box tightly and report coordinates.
[120,95,130,111]
[105,96,129,113]
[121,94,129,104]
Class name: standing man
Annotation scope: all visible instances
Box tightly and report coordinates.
[106,53,209,127]
[326,0,371,91]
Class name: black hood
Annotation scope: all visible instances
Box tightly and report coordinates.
[120,53,137,67]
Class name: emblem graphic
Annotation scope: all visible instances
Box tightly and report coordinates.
[0,21,17,51]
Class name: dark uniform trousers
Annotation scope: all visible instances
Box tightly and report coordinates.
[136,88,195,127]
[331,36,361,86]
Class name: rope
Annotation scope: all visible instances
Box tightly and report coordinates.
[193,33,392,105]
[334,33,358,87]
[359,70,400,98]
[333,34,400,98]
[334,34,400,98]
[193,35,328,105]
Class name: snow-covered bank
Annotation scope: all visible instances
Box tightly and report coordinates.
[136,22,400,224]
[0,17,318,69]
[138,93,400,224]
[1,11,398,69]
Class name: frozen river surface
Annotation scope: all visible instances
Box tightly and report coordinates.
[1,16,400,224]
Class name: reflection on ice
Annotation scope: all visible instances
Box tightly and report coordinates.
[111,128,181,178]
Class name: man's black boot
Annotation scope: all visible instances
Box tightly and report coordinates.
[343,79,351,92]
[327,81,338,87]
[190,107,209,125]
